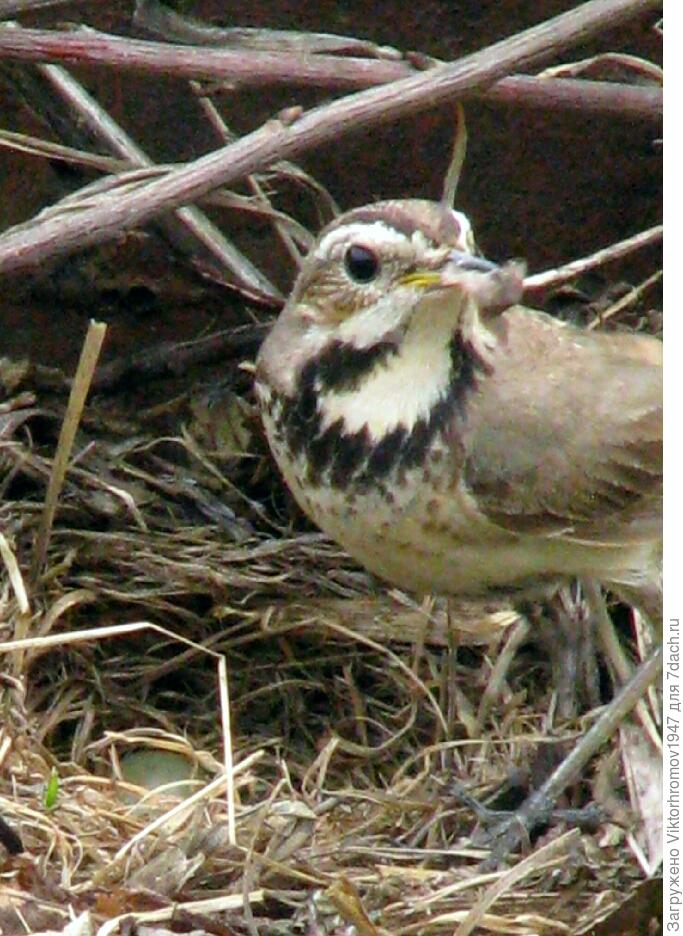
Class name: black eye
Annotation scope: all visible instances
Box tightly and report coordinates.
[344,244,380,283]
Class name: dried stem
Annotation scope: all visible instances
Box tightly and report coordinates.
[134,0,402,59]
[37,63,281,301]
[479,74,661,119]
[523,224,663,295]
[0,0,662,277]
[30,320,107,583]
[0,23,662,119]
[484,646,663,868]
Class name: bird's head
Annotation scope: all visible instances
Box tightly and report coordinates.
[257,199,523,395]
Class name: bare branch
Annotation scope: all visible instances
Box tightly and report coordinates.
[0,21,663,120]
[0,23,407,88]
[523,225,663,295]
[476,75,661,119]
[0,0,72,14]
[38,64,282,301]
[0,0,663,277]
[134,0,402,59]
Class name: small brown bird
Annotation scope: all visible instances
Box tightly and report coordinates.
[255,199,662,625]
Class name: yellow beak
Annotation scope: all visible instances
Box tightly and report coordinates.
[399,251,501,290]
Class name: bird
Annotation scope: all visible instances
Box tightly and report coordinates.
[254,198,662,629]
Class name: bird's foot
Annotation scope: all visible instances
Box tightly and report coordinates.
[449,778,603,869]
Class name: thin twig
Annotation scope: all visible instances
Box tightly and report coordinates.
[0,0,72,14]
[477,74,661,119]
[475,617,531,732]
[0,0,662,277]
[0,127,125,171]
[90,323,266,393]
[0,23,409,86]
[483,645,663,868]
[134,0,402,59]
[588,268,662,328]
[585,579,661,750]
[38,63,281,301]
[441,103,468,208]
[523,224,663,296]
[192,86,306,268]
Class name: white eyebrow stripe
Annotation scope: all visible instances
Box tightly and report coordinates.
[316,211,476,262]
[316,222,437,261]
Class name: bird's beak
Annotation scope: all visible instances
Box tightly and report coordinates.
[442,250,500,275]
[399,251,524,313]
[398,250,501,289]
[440,251,525,313]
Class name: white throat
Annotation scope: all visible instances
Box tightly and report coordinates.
[318,295,460,439]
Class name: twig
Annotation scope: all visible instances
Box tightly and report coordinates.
[477,74,661,119]
[192,86,307,268]
[441,103,467,208]
[38,63,281,301]
[134,0,401,59]
[0,129,314,247]
[30,320,107,582]
[588,268,662,328]
[483,645,663,868]
[0,0,662,277]
[475,617,531,731]
[539,50,663,83]
[0,23,410,87]
[585,579,661,749]
[90,324,266,393]
[0,127,125,171]
[0,0,72,14]
[523,224,663,296]
[0,24,663,119]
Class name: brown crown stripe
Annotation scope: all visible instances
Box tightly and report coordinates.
[277,333,481,491]
[322,200,464,250]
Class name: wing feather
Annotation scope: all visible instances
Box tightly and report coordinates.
[461,308,662,546]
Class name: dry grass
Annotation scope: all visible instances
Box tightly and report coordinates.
[0,308,660,934]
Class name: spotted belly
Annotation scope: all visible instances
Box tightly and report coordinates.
[258,386,644,600]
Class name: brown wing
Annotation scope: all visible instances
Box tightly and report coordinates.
[461,308,662,545]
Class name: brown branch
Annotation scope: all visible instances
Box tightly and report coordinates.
[0,0,663,277]
[91,324,267,393]
[133,0,403,59]
[476,75,661,119]
[0,0,72,14]
[38,63,282,302]
[523,224,663,295]
[0,24,406,88]
[0,23,663,119]
[483,645,663,869]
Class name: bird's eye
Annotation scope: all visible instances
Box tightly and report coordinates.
[344,244,380,283]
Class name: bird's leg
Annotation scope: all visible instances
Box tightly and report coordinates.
[477,645,662,869]
[519,585,601,721]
